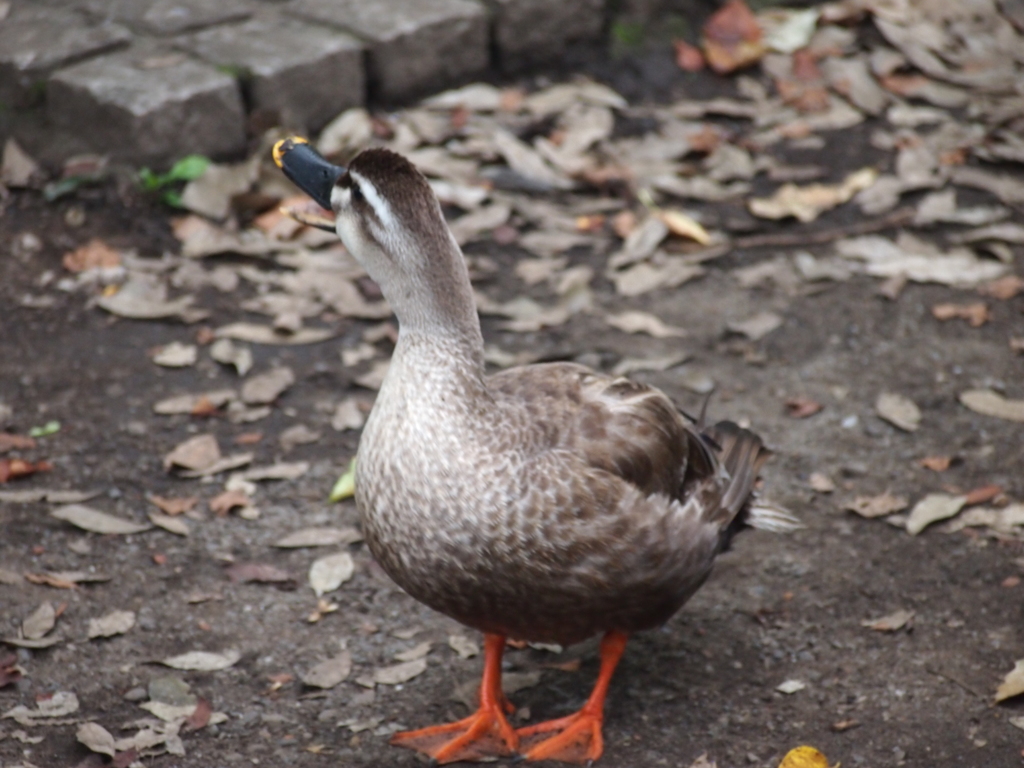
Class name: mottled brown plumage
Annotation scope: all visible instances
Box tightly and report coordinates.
[273,141,798,763]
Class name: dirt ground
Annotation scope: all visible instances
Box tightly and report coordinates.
[2,24,1024,768]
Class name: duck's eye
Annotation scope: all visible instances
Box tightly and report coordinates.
[350,182,364,205]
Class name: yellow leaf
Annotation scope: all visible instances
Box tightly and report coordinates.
[329,458,357,502]
[778,746,833,768]
[657,209,711,244]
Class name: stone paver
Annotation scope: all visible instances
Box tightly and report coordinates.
[292,0,488,102]
[83,0,254,36]
[178,17,365,134]
[0,0,631,166]
[491,0,606,71]
[48,51,246,165]
[0,7,131,107]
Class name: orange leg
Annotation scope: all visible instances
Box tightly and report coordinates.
[390,634,518,763]
[516,630,628,764]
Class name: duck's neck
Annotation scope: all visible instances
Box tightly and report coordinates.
[379,232,485,378]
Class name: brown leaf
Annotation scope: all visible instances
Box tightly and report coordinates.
[919,455,952,472]
[148,495,198,516]
[774,50,830,113]
[0,434,36,453]
[964,484,1002,506]
[182,697,213,732]
[111,749,138,768]
[62,239,121,273]
[785,397,823,418]
[0,653,23,688]
[23,572,78,589]
[978,275,1024,300]
[225,562,295,588]
[931,302,991,327]
[674,39,705,71]
[0,458,52,483]
[209,490,251,516]
[831,719,860,732]
[702,0,765,74]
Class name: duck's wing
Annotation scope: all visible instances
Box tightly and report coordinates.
[488,362,730,519]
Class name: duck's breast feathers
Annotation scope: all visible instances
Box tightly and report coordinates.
[487,362,719,508]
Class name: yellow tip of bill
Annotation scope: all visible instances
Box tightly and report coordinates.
[272,136,309,169]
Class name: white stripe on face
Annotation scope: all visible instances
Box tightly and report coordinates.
[350,170,396,231]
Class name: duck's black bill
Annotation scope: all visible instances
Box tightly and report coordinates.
[272,137,345,213]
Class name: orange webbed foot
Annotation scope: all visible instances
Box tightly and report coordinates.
[516,709,604,763]
[515,630,629,764]
[390,704,518,763]
[390,634,519,764]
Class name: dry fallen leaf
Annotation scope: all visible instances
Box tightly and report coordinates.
[373,657,428,686]
[776,679,806,694]
[657,209,711,244]
[605,310,687,338]
[875,392,921,432]
[906,493,967,535]
[153,389,236,416]
[808,472,835,493]
[995,659,1024,703]
[22,602,56,640]
[1,138,40,187]
[225,563,295,587]
[978,275,1024,301]
[728,311,782,341]
[209,489,251,516]
[152,342,198,368]
[87,610,135,639]
[702,0,765,74]
[785,397,823,419]
[0,458,52,483]
[76,722,116,757]
[50,504,152,535]
[931,302,991,327]
[861,609,914,632]
[396,642,432,662]
[241,367,295,405]
[835,233,1008,287]
[448,634,479,659]
[959,389,1024,423]
[844,492,909,519]
[918,455,952,472]
[673,39,705,71]
[161,649,241,671]
[2,691,79,725]
[62,238,121,272]
[273,527,363,549]
[301,650,352,689]
[163,434,221,472]
[309,552,355,597]
[749,168,877,222]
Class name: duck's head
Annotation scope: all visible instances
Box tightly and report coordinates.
[273,138,480,340]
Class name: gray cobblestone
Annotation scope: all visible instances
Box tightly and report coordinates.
[0,7,131,106]
[291,0,488,102]
[83,0,254,36]
[491,0,606,72]
[178,16,365,134]
[48,51,246,165]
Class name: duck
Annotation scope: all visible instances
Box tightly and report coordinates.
[272,137,801,764]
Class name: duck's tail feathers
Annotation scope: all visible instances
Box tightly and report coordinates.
[703,420,771,520]
[702,420,804,547]
[746,501,804,533]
